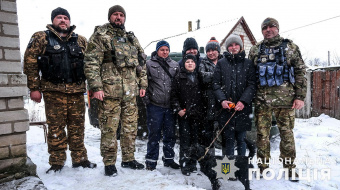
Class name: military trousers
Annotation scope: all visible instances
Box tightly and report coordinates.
[43,91,88,166]
[255,104,296,169]
[98,97,138,166]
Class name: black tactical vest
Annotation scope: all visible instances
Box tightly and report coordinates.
[37,30,85,84]
[256,39,295,87]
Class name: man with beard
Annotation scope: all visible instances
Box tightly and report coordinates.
[84,5,148,176]
[24,7,96,173]
[248,17,306,181]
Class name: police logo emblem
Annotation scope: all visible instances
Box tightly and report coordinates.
[269,53,275,60]
[54,45,61,50]
[221,163,230,175]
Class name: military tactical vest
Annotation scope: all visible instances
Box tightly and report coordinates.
[37,30,85,84]
[103,32,139,68]
[256,39,295,87]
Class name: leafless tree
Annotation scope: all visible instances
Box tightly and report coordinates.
[331,52,340,66]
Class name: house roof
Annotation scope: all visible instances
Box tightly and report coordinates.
[220,16,257,46]
[143,16,256,55]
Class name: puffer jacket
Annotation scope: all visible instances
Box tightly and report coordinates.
[171,68,205,119]
[144,51,179,108]
[213,50,256,131]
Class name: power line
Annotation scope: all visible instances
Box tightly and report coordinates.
[281,15,340,33]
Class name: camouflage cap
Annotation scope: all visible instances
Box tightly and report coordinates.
[108,5,126,21]
[261,17,279,31]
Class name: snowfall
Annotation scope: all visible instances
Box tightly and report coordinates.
[24,98,340,190]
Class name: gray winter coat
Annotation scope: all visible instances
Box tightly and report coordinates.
[144,51,179,108]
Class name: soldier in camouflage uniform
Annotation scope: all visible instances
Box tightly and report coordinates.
[84,5,148,177]
[248,18,306,181]
[23,7,96,173]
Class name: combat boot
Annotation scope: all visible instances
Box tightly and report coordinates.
[105,165,118,177]
[46,165,63,174]
[72,160,97,169]
[121,160,144,170]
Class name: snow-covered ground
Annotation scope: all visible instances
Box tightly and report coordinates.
[26,99,340,190]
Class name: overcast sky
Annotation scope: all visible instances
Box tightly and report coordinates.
[17,0,340,63]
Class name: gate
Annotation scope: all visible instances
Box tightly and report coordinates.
[311,67,340,119]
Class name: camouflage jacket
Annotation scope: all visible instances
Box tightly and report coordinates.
[248,35,306,108]
[23,25,87,93]
[84,23,147,98]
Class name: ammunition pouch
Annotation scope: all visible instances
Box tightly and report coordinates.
[256,40,295,87]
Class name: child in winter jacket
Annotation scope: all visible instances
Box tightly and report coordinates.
[171,54,220,189]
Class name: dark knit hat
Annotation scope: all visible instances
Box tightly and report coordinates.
[156,40,170,52]
[225,34,243,51]
[51,7,70,22]
[108,5,126,21]
[182,37,198,55]
[205,37,221,53]
[261,17,279,31]
[182,54,197,64]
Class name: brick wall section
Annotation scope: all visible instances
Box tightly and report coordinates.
[0,0,30,173]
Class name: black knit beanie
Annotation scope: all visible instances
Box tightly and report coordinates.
[182,37,198,55]
[108,5,126,21]
[51,7,70,22]
[182,54,197,64]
